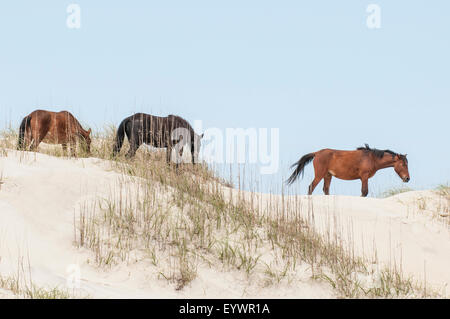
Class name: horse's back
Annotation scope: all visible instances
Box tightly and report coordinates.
[29,109,53,120]
[314,148,339,160]
[56,110,75,117]
[316,148,361,157]
[315,148,364,166]
[55,110,80,125]
[126,113,190,127]
[27,110,53,130]
[126,113,166,125]
[29,109,76,121]
[317,149,364,163]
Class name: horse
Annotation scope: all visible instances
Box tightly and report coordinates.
[112,113,203,165]
[17,110,92,156]
[286,144,410,197]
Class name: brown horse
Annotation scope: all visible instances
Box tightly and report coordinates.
[17,110,91,156]
[287,144,410,197]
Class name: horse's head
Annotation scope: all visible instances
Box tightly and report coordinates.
[394,154,410,183]
[191,133,204,164]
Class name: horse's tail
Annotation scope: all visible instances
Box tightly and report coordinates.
[17,115,31,150]
[112,117,129,156]
[286,153,315,185]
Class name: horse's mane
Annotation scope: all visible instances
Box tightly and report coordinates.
[168,114,189,125]
[357,144,402,160]
[167,114,196,134]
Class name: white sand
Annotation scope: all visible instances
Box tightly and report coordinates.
[229,187,450,297]
[0,150,448,298]
[0,151,334,298]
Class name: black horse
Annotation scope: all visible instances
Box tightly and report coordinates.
[112,113,203,164]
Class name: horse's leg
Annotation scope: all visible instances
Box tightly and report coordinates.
[178,144,184,160]
[126,128,141,158]
[62,143,68,156]
[23,127,32,150]
[30,124,43,152]
[308,159,326,195]
[174,144,185,171]
[360,176,369,197]
[30,140,37,152]
[323,173,332,195]
[176,143,185,167]
[166,144,172,165]
[29,134,37,151]
[30,134,42,152]
[70,143,76,157]
[69,136,77,157]
[126,140,139,158]
[191,143,199,166]
[308,177,322,195]
[126,135,137,158]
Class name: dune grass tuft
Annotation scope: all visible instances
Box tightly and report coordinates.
[380,186,414,198]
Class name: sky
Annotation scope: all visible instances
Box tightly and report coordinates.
[0,1,449,196]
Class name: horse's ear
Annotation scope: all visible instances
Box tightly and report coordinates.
[200,133,204,139]
[88,128,92,135]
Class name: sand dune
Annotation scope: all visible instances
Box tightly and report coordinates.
[0,150,448,298]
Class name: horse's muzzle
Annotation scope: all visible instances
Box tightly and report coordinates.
[403,177,410,183]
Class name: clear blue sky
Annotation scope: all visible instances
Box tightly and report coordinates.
[0,1,449,196]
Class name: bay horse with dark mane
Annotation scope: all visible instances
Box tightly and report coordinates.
[112,113,203,165]
[287,144,410,197]
[17,110,92,156]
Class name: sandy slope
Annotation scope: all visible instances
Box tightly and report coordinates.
[0,150,448,298]
[0,151,334,298]
[231,188,450,296]
[292,193,449,292]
